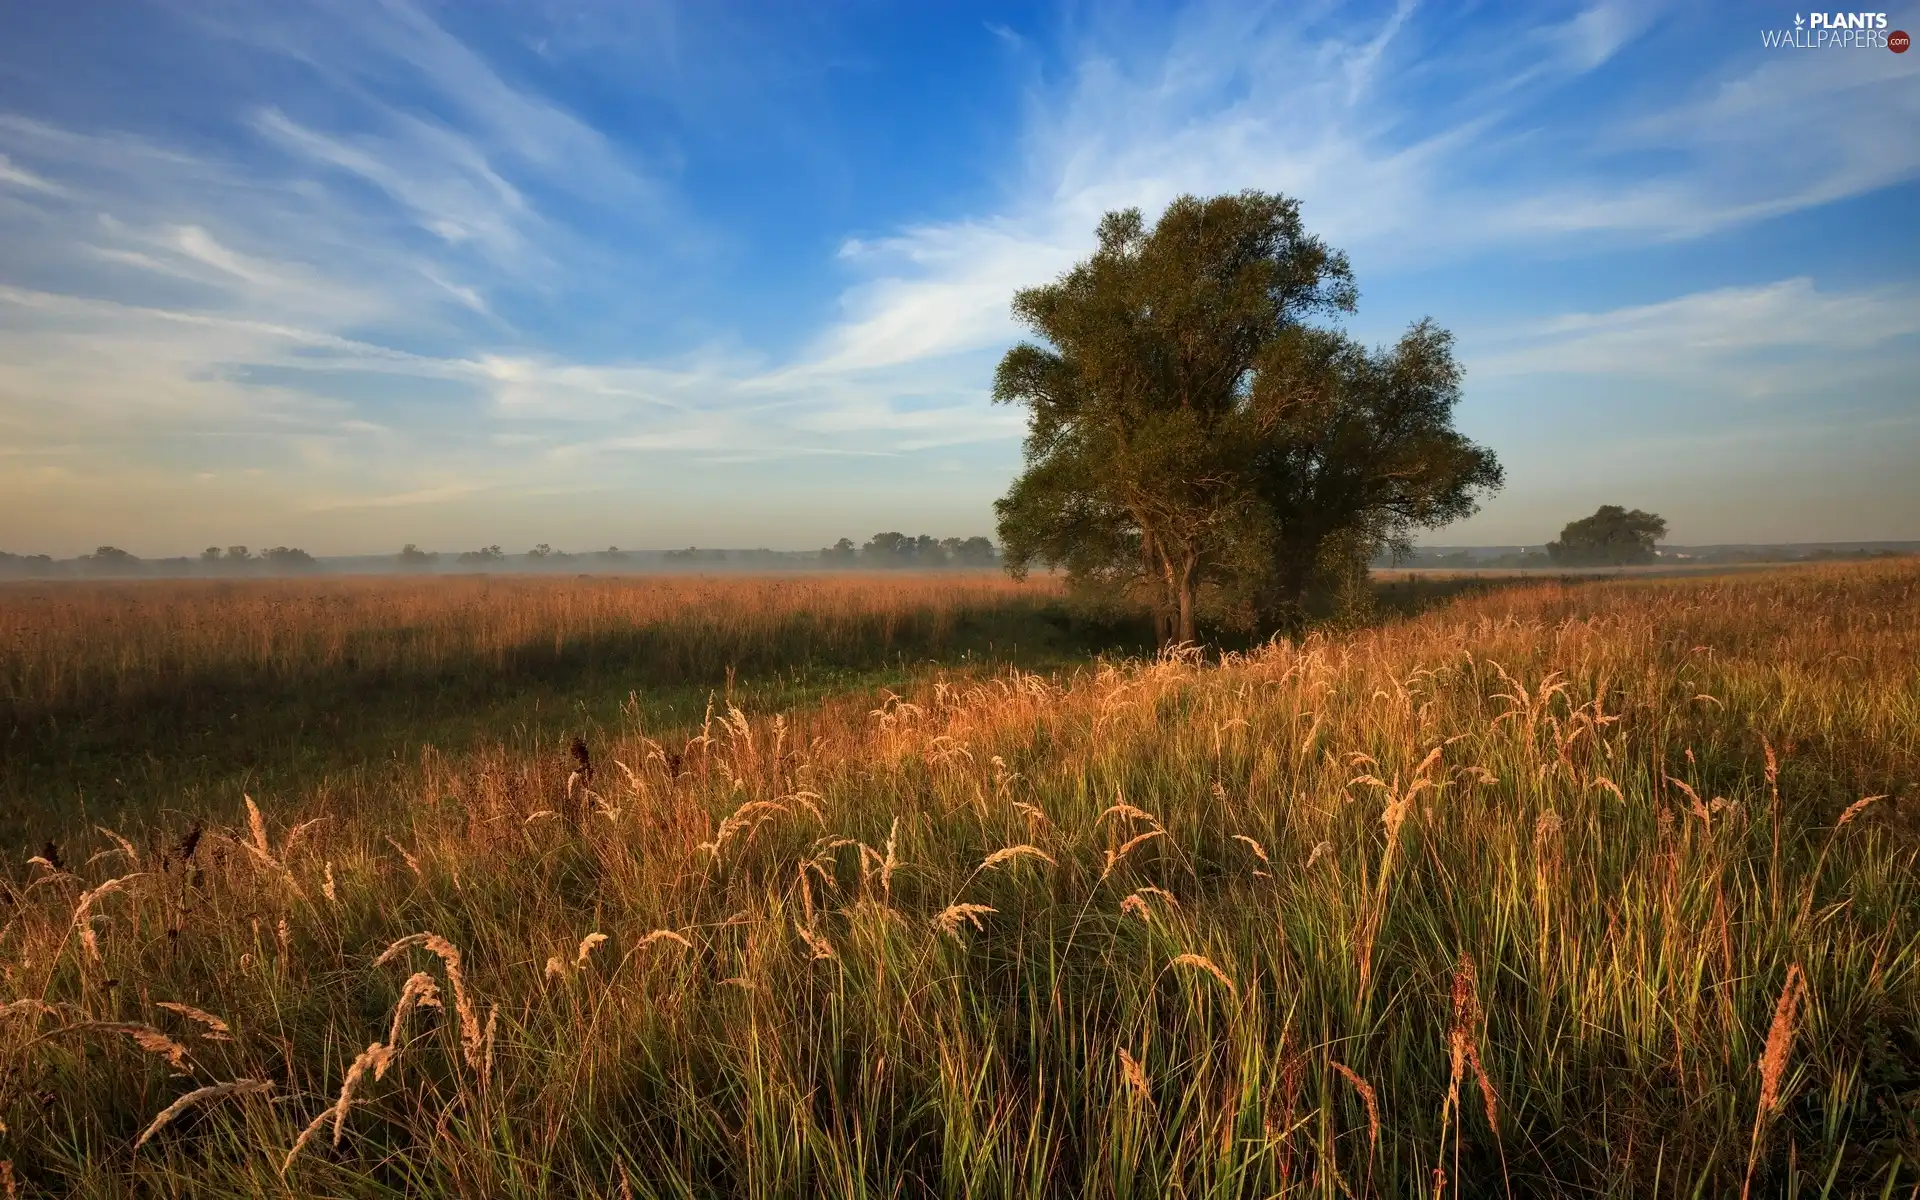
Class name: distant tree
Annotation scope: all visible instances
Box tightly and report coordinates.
[528,544,553,560]
[948,536,997,566]
[201,546,224,563]
[86,546,140,573]
[457,545,505,566]
[225,546,252,563]
[263,546,317,569]
[820,538,857,566]
[398,544,439,568]
[1546,506,1668,566]
[596,547,626,562]
[0,552,53,576]
[862,532,912,567]
[993,191,1500,643]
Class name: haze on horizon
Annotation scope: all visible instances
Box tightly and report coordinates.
[1,1,1916,560]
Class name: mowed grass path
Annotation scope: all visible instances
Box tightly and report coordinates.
[2,563,1917,1197]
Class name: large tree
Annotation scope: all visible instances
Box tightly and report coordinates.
[994,191,1501,643]
[1546,505,1668,566]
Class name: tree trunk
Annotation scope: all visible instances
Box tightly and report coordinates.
[1174,552,1197,645]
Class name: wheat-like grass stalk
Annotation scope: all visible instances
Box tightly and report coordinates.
[70,873,147,931]
[69,1022,191,1069]
[1835,794,1886,828]
[636,929,693,950]
[156,1002,233,1042]
[133,1079,273,1151]
[1117,1048,1154,1108]
[1171,953,1238,998]
[374,933,481,1070]
[281,816,329,859]
[93,826,140,865]
[574,932,609,969]
[383,836,423,878]
[1742,963,1807,1200]
[1329,1060,1380,1153]
[384,972,443,1053]
[980,844,1054,871]
[244,795,272,861]
[1100,830,1164,882]
[283,1041,393,1173]
[932,903,996,939]
[1098,802,1159,828]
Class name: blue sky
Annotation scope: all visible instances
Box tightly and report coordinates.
[1,0,1916,556]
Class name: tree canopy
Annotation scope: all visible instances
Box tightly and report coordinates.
[1546,506,1668,566]
[993,191,1502,644]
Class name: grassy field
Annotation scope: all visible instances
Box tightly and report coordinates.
[2,563,1917,1196]
[0,572,1143,852]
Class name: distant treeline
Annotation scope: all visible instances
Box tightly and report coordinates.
[1379,545,1914,569]
[0,534,1002,578]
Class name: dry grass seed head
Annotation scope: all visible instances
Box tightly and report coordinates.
[155,1002,233,1042]
[933,903,996,939]
[980,844,1055,872]
[575,932,609,969]
[1100,830,1164,882]
[1836,795,1886,829]
[1230,834,1271,864]
[1098,802,1159,828]
[385,972,443,1053]
[70,873,147,930]
[795,922,837,960]
[1757,964,1807,1115]
[244,795,271,858]
[1118,1048,1154,1107]
[636,929,693,950]
[134,1080,273,1151]
[1171,953,1238,998]
[1328,1060,1380,1152]
[374,933,481,1069]
[72,1022,191,1070]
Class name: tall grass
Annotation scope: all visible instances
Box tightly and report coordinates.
[0,573,1067,718]
[2,562,1916,1196]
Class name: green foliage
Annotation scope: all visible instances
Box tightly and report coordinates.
[993,191,1501,644]
[1547,505,1669,566]
[398,543,438,567]
[858,533,997,568]
[263,546,316,569]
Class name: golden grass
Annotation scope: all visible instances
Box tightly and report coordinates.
[0,572,1061,715]
[1,561,1917,1196]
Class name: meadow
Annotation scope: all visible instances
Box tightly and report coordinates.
[2,562,1917,1197]
[0,572,1136,851]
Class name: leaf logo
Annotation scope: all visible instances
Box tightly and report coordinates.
[1793,12,1804,25]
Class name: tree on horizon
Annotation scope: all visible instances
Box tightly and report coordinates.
[1547,506,1668,566]
[992,191,1501,644]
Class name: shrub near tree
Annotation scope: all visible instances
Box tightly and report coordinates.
[993,191,1502,645]
[1546,505,1668,566]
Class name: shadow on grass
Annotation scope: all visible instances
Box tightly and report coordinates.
[2,574,1562,850]
[2,599,1155,848]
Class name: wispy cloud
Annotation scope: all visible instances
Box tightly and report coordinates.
[1474,278,1920,385]
[0,0,1915,553]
